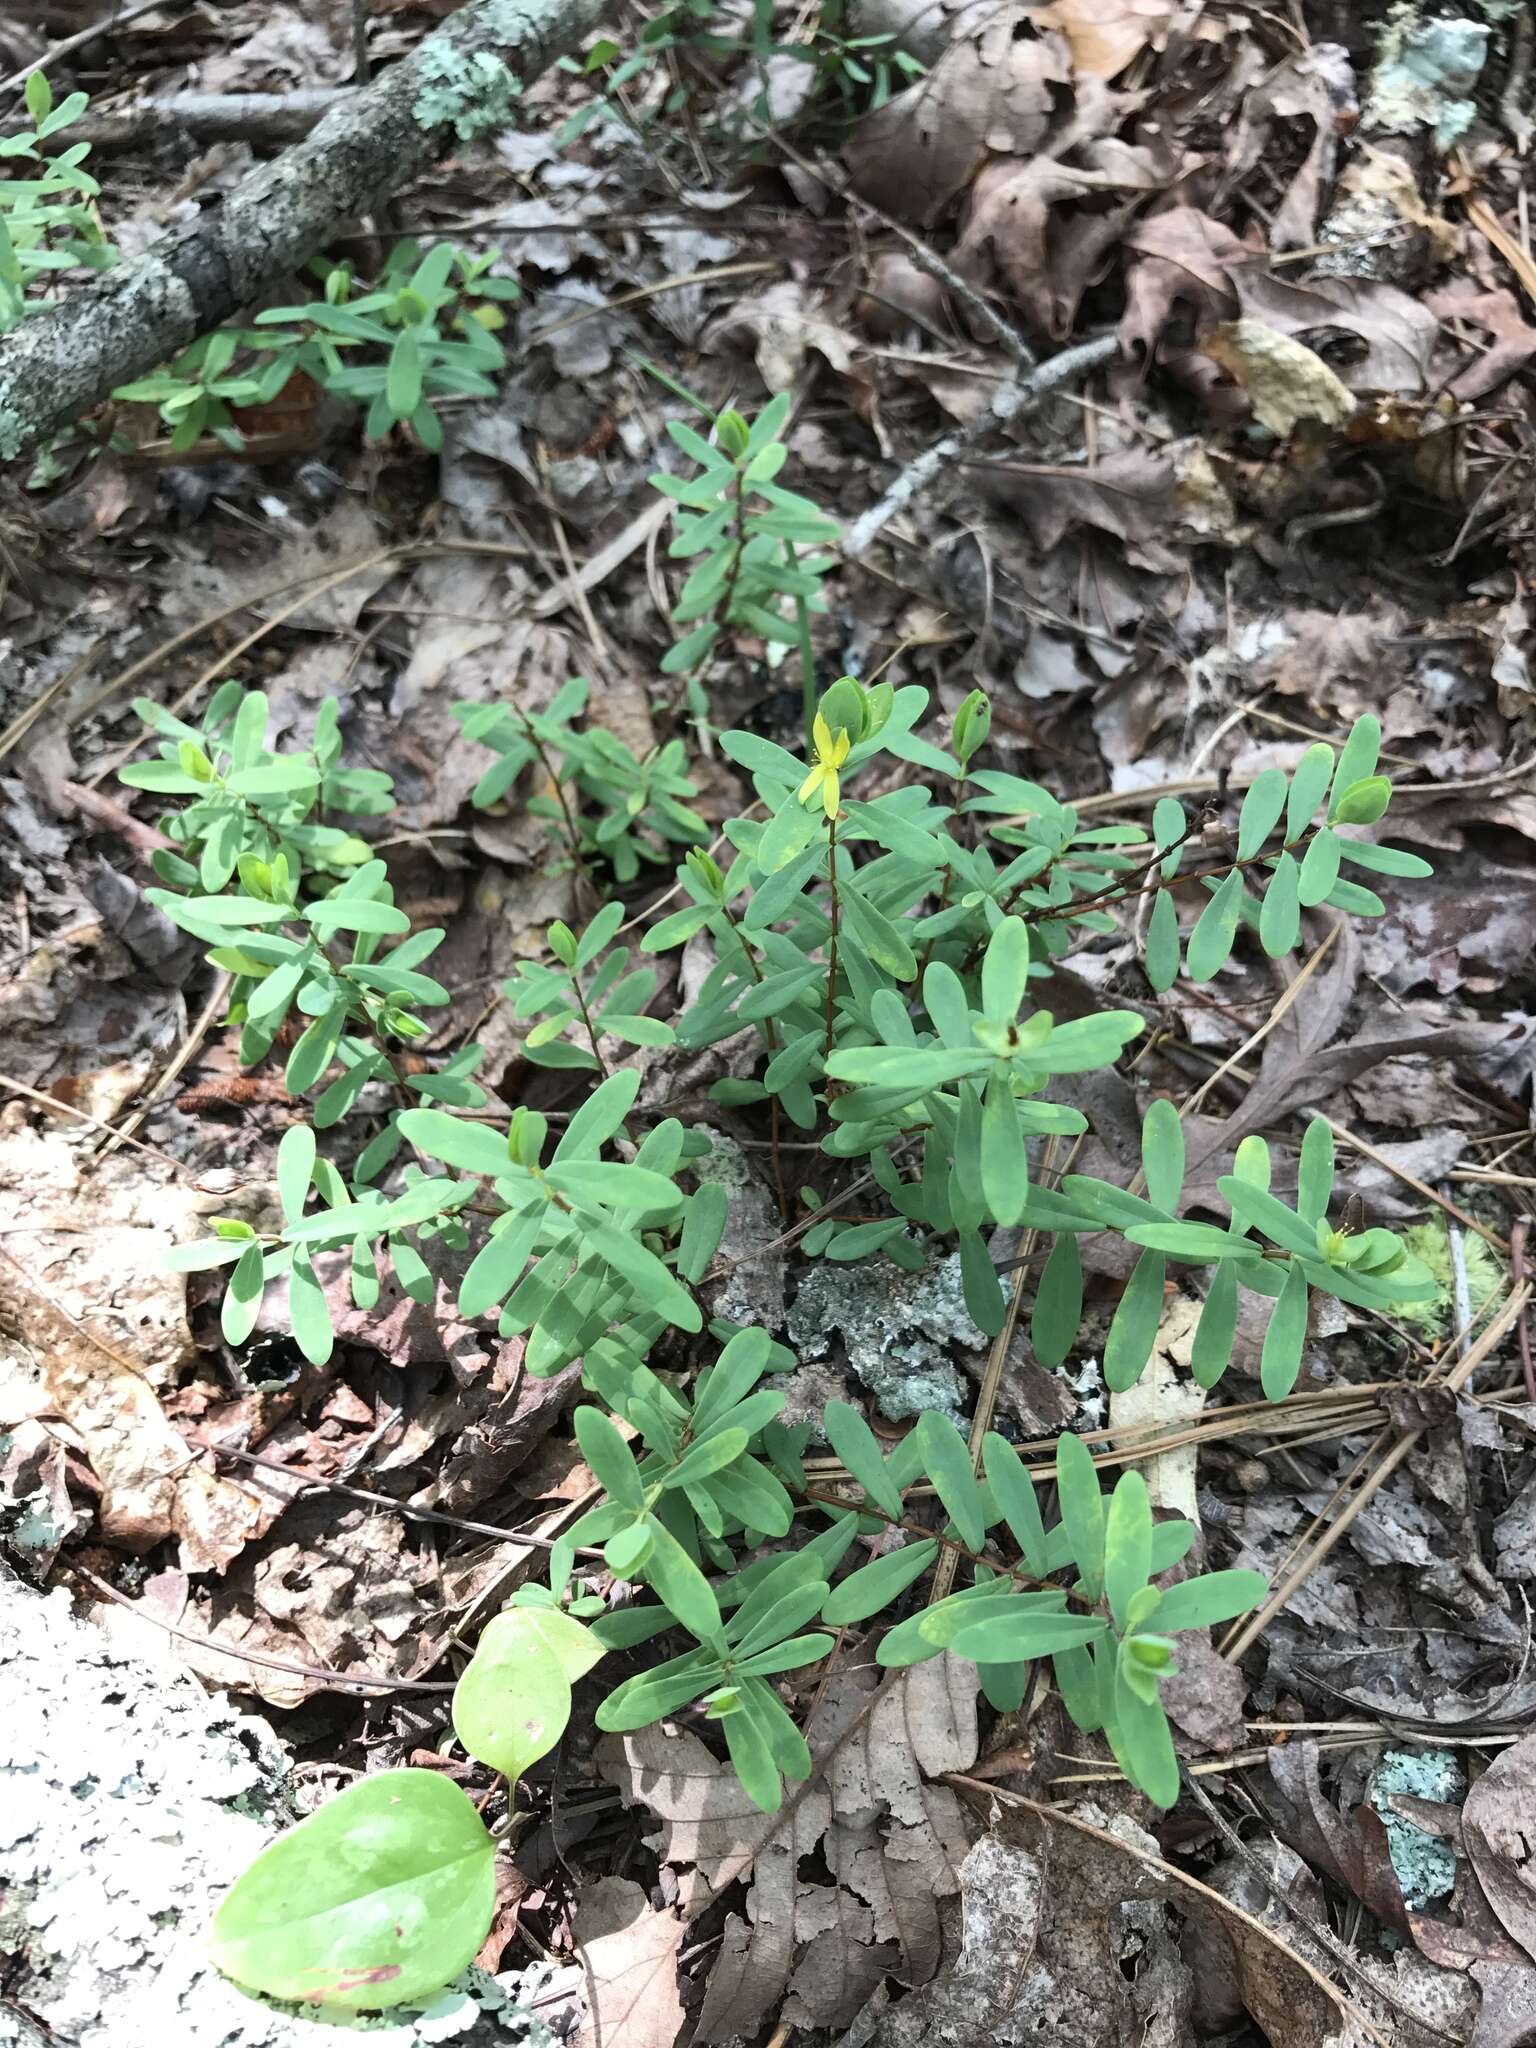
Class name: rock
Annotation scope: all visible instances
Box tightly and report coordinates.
[787,1250,980,1424]
[0,1570,552,2046]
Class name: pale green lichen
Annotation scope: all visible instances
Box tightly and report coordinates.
[788,1250,979,1423]
[0,408,28,462]
[1366,7,1488,145]
[411,46,522,141]
[1372,1749,1461,1909]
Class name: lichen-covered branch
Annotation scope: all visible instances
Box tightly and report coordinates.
[0,0,606,460]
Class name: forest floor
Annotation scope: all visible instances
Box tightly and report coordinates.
[2,1,1536,2044]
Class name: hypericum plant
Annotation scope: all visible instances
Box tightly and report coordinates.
[126,673,1440,2012]
[0,75,113,333]
[114,240,518,454]
[453,674,707,885]
[650,389,840,731]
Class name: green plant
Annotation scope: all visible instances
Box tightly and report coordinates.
[112,240,518,454]
[453,674,707,885]
[650,389,840,734]
[124,675,1440,2010]
[0,74,113,333]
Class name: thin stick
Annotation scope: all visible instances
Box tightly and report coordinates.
[526,259,778,343]
[843,335,1118,561]
[83,550,399,790]
[75,1563,457,1694]
[944,1776,1391,2048]
[92,973,231,1156]
[1179,924,1339,1118]
[194,1435,605,1555]
[0,1068,190,1171]
[1221,1283,1532,1662]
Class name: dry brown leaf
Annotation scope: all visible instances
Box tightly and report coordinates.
[844,9,1071,225]
[1424,284,1536,402]
[1463,1735,1536,1967]
[1230,269,1439,395]
[573,1876,684,2048]
[0,1247,261,1573]
[1119,206,1248,361]
[1028,0,1173,78]
[1268,1740,1414,1942]
[1223,45,1358,252]
[598,1656,980,2041]
[1203,319,1358,437]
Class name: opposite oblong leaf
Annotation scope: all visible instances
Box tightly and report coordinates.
[1236,769,1287,860]
[1185,869,1243,981]
[1260,1261,1309,1401]
[1190,1261,1239,1388]
[1140,1097,1184,1214]
[1103,1250,1166,1393]
[1259,850,1301,956]
[1144,886,1180,991]
[1031,1230,1082,1369]
[207,1769,495,2010]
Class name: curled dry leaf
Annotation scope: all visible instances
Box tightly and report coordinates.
[598,1655,979,2041]
[0,1246,261,1574]
[1463,1734,1536,1967]
[1203,320,1358,437]
[1230,269,1439,396]
[1267,1739,1414,1942]
[573,1876,685,2048]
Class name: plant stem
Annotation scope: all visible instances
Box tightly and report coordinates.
[822,806,841,1067]
[512,704,597,902]
[568,968,610,1078]
[798,1486,1101,1612]
[787,542,816,747]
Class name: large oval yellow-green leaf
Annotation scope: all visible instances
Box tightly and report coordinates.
[452,1606,602,1780]
[208,1768,494,2011]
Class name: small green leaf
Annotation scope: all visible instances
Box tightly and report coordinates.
[1190,1261,1239,1388]
[915,1411,985,1551]
[452,1608,600,1781]
[1103,1469,1152,1632]
[980,1069,1028,1227]
[221,1242,265,1346]
[1144,886,1180,991]
[1185,869,1243,981]
[207,1768,495,2009]
[823,1400,904,1521]
[573,1406,645,1511]
[1259,849,1301,956]
[1152,1569,1267,1631]
[981,1433,1049,1575]
[821,1540,938,1624]
[1329,715,1380,809]
[1103,1250,1166,1393]
[1286,743,1334,839]
[287,1245,333,1365]
[1236,769,1287,860]
[1296,1118,1334,1227]
[1140,1097,1184,1213]
[1031,1230,1082,1369]
[1297,826,1341,906]
[1260,1260,1308,1400]
[1055,1433,1105,1601]
[276,1124,315,1227]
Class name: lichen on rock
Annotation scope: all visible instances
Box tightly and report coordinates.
[787,1248,980,1423]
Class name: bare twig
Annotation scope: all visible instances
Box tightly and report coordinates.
[0,0,174,97]
[842,334,1120,561]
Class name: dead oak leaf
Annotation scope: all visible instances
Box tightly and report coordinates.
[844,8,1071,225]
[598,1655,980,2042]
[1028,0,1174,78]
[573,1876,684,2048]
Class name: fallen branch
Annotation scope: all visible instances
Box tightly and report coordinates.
[842,332,1119,560]
[0,0,605,459]
[0,88,352,149]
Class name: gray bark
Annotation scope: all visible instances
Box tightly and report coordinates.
[0,88,353,149]
[0,0,606,460]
